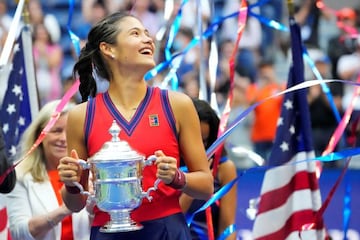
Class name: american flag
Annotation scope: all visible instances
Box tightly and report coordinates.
[252,18,326,239]
[0,27,37,159]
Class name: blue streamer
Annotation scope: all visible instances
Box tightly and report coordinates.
[217,224,236,240]
[68,30,81,57]
[162,0,189,90]
[67,0,81,57]
[343,172,351,239]
[248,0,271,9]
[186,177,238,226]
[164,0,188,61]
[66,0,74,28]
[190,224,209,240]
[249,11,289,32]
[314,148,360,162]
[302,48,341,123]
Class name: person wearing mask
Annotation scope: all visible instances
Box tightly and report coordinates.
[57,12,213,240]
[6,100,91,240]
[180,98,237,240]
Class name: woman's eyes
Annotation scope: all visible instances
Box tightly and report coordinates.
[130,30,150,37]
[50,128,64,134]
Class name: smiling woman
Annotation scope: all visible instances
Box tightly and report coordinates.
[57,12,214,240]
[5,100,91,240]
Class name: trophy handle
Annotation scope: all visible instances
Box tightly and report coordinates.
[78,159,91,169]
[69,159,95,200]
[142,178,161,201]
[143,155,157,166]
[142,155,161,201]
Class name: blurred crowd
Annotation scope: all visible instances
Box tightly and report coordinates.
[1,0,360,169]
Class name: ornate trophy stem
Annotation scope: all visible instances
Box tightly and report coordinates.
[100,210,143,233]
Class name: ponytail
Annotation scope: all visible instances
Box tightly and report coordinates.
[73,44,97,102]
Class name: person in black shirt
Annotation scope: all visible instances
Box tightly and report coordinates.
[0,123,16,239]
[307,54,343,167]
[0,125,16,193]
[327,7,358,80]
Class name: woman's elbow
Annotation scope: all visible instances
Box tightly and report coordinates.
[205,175,214,197]
[199,174,214,199]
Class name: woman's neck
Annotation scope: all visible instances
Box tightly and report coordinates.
[46,159,59,171]
[107,81,148,109]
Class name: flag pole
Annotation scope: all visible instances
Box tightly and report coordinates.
[21,0,39,117]
[287,0,295,17]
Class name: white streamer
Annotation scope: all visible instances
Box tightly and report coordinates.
[0,0,25,68]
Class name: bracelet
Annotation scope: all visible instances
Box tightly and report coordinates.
[46,216,56,228]
[65,185,81,194]
[167,169,186,190]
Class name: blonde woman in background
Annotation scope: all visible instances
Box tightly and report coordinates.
[6,100,91,240]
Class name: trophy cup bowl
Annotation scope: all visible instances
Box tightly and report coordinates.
[77,120,160,233]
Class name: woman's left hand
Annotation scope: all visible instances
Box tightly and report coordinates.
[154,150,177,184]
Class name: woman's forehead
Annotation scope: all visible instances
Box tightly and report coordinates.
[118,16,145,31]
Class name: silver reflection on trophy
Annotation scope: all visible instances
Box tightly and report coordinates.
[78,120,160,232]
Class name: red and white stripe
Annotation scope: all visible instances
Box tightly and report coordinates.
[253,151,325,240]
[0,196,11,240]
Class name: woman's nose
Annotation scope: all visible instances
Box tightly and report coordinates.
[59,130,67,141]
[142,33,154,44]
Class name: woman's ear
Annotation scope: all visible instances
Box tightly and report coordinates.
[99,42,115,59]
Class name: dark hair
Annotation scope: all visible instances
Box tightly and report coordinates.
[192,98,220,149]
[73,12,133,102]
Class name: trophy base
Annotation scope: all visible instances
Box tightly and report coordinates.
[100,221,143,233]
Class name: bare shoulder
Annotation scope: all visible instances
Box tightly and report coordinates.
[167,90,194,111]
[67,102,87,129]
[68,102,87,123]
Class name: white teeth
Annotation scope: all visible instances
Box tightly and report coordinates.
[140,48,152,55]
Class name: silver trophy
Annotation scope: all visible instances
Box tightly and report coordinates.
[75,120,160,233]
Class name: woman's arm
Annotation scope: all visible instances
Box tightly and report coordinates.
[218,160,238,240]
[6,178,71,239]
[169,91,214,199]
[28,205,71,239]
[59,104,89,212]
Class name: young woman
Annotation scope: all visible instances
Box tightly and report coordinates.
[180,99,238,240]
[57,12,213,240]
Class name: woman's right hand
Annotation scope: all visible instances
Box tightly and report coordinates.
[58,149,83,186]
